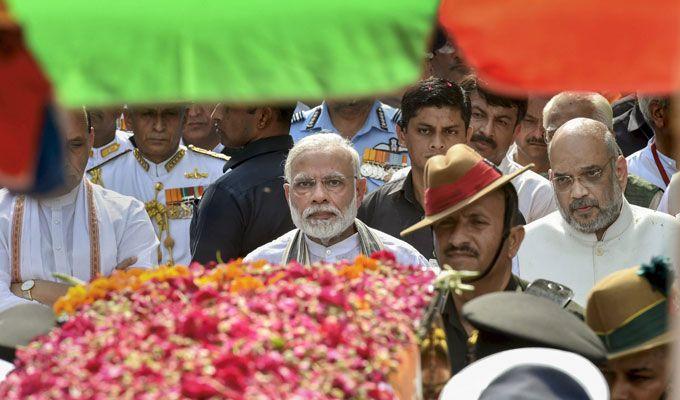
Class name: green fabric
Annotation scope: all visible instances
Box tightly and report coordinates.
[6,0,438,107]
[597,300,668,354]
[625,175,663,208]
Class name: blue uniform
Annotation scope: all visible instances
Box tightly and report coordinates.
[289,101,409,192]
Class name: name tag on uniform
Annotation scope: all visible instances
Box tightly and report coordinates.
[165,186,205,219]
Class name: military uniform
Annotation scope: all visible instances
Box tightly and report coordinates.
[91,145,228,266]
[86,130,134,184]
[289,101,408,192]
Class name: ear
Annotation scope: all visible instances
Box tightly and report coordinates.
[396,123,407,146]
[465,125,474,143]
[507,225,525,258]
[257,107,274,129]
[284,182,290,201]
[614,155,628,189]
[512,121,522,141]
[650,101,668,129]
[355,177,367,205]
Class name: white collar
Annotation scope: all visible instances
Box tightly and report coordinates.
[38,180,82,209]
[304,232,360,258]
[560,197,633,243]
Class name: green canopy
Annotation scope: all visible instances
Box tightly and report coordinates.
[7,0,438,106]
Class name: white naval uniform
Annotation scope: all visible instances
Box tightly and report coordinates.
[517,199,680,304]
[95,145,227,266]
[0,179,159,312]
[86,130,134,171]
[244,228,429,269]
[626,139,677,190]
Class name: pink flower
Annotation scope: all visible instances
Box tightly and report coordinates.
[181,374,220,399]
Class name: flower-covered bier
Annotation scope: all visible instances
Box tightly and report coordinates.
[0,251,435,399]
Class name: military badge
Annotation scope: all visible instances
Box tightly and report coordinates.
[165,186,205,219]
[360,138,409,182]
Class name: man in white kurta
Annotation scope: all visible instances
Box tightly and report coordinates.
[0,108,159,313]
[245,133,428,269]
[625,95,676,191]
[96,105,228,266]
[517,118,680,304]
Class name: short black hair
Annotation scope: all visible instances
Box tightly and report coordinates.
[399,77,471,129]
[461,74,527,125]
[276,105,296,126]
[501,182,523,230]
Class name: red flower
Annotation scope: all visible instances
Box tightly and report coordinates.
[370,250,396,262]
[181,374,220,399]
[177,309,219,341]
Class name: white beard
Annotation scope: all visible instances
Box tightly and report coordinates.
[289,195,357,242]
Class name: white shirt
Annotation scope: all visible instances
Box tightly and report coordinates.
[657,172,680,215]
[517,199,680,304]
[627,139,677,190]
[245,228,430,269]
[498,155,557,224]
[94,145,227,265]
[0,180,159,312]
[86,130,134,171]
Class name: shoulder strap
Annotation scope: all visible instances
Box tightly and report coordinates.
[187,144,230,161]
[86,148,131,173]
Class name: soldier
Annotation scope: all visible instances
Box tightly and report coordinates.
[94,104,228,266]
[85,106,134,185]
[290,98,406,192]
[401,144,578,375]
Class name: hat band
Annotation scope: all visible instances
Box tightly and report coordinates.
[597,299,668,354]
[424,160,501,216]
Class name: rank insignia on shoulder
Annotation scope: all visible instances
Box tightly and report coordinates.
[87,149,132,173]
[165,186,206,219]
[376,107,388,130]
[392,109,402,125]
[305,108,321,131]
[291,111,304,123]
[187,144,230,161]
[100,142,121,158]
[184,168,209,179]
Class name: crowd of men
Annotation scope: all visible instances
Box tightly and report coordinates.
[0,40,677,398]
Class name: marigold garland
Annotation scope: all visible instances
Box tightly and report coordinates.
[1,252,434,399]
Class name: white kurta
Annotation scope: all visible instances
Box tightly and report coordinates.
[657,172,680,215]
[0,179,159,312]
[626,140,677,190]
[499,155,557,223]
[86,130,134,171]
[244,228,430,269]
[517,199,680,304]
[95,145,226,265]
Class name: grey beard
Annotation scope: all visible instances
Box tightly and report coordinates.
[289,195,357,242]
[558,184,623,234]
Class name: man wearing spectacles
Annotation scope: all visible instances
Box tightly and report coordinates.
[244,133,428,268]
[516,117,680,304]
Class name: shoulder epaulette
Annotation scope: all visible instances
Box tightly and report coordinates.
[86,148,131,173]
[291,111,304,124]
[376,107,388,131]
[187,144,230,161]
[305,108,322,131]
[392,109,402,125]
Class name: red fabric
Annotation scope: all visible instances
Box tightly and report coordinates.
[424,160,501,216]
[439,0,680,94]
[0,26,51,190]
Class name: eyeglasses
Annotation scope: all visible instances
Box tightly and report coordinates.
[290,175,356,195]
[551,158,615,192]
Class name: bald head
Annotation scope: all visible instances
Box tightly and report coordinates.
[543,92,613,141]
[548,117,627,237]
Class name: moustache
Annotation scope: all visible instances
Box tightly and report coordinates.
[526,136,546,146]
[570,198,599,211]
[302,204,341,219]
[443,244,479,258]
[470,133,497,149]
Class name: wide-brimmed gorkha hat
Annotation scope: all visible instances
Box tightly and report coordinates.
[586,257,674,360]
[400,144,531,236]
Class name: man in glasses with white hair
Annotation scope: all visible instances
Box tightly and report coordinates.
[516,118,680,304]
[245,132,428,267]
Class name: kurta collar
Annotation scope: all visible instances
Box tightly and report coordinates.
[304,232,360,259]
[560,197,633,243]
[39,180,82,209]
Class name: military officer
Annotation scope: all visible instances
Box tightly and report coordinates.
[93,104,228,266]
[290,99,408,192]
[85,106,134,185]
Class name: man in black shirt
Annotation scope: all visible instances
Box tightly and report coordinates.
[612,94,654,157]
[190,104,295,263]
[358,77,471,259]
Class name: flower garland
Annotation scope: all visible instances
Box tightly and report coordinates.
[0,251,434,399]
